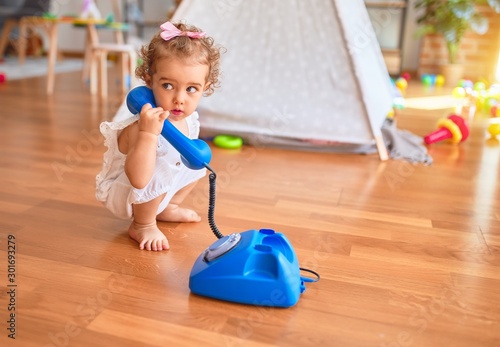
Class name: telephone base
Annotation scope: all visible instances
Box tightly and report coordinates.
[189,229,305,307]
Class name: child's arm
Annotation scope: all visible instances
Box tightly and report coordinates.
[124,104,170,189]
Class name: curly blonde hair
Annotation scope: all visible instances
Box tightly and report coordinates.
[136,22,223,96]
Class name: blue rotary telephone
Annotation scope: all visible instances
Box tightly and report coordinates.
[126,86,319,307]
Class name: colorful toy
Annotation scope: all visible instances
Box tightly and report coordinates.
[213,135,243,149]
[435,74,445,87]
[474,81,486,91]
[487,123,500,137]
[491,105,500,117]
[401,71,411,81]
[452,87,466,99]
[450,80,500,119]
[0,72,5,84]
[490,84,500,95]
[395,77,408,92]
[459,79,474,89]
[390,78,405,110]
[424,114,469,145]
[421,74,433,87]
[485,97,498,115]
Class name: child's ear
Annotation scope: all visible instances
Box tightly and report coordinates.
[144,74,152,88]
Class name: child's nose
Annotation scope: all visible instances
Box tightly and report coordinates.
[173,91,185,105]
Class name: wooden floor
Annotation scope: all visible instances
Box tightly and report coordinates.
[0,68,499,347]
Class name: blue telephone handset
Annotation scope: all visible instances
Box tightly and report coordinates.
[126,86,212,170]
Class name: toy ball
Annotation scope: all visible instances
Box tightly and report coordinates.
[487,97,498,108]
[491,105,500,117]
[489,83,500,93]
[452,87,466,99]
[429,74,436,85]
[213,135,243,149]
[474,81,486,91]
[0,72,5,83]
[401,72,411,81]
[462,80,474,89]
[395,77,408,91]
[489,86,500,100]
[435,74,445,87]
[487,123,500,137]
[421,74,433,86]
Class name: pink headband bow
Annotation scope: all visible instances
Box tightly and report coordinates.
[160,22,206,41]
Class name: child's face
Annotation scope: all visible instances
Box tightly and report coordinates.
[146,58,209,123]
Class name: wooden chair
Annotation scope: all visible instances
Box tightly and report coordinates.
[89,39,137,98]
[86,1,138,99]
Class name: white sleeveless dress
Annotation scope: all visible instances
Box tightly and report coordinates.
[95,112,207,220]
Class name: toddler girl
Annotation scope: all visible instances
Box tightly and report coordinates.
[96,21,222,251]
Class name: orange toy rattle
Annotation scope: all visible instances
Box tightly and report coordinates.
[424,114,469,145]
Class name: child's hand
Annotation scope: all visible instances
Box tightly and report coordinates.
[138,103,170,136]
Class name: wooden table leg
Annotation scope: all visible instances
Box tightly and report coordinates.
[18,18,28,65]
[47,22,58,95]
[100,50,108,99]
[83,24,100,86]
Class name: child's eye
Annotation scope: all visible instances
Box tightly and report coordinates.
[162,83,173,90]
[186,86,198,93]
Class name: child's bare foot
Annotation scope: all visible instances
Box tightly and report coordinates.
[157,204,201,223]
[128,221,170,251]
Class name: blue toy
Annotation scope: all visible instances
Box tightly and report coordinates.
[190,229,310,307]
[126,87,319,307]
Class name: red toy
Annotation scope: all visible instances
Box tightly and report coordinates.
[401,71,411,81]
[424,114,469,145]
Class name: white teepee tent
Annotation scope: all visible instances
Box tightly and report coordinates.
[172,0,393,159]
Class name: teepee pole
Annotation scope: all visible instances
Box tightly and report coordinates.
[333,0,391,161]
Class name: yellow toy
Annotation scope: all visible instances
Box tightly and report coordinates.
[488,123,500,137]
[395,77,408,93]
[435,74,445,87]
